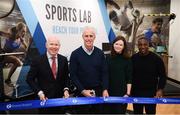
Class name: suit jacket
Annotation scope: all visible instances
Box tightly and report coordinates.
[26,53,69,98]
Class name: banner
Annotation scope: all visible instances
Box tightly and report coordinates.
[1,0,177,101]
[0,97,180,111]
[0,0,109,99]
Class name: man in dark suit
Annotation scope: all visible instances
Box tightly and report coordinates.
[26,36,69,114]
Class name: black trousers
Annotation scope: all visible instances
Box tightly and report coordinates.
[38,106,65,114]
[133,103,156,114]
[104,103,127,114]
[132,89,156,114]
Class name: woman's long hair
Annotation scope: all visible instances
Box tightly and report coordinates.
[111,36,130,58]
[10,22,26,40]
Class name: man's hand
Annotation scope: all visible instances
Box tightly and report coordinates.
[102,89,109,97]
[155,89,163,98]
[39,93,48,101]
[81,90,94,97]
[64,90,70,98]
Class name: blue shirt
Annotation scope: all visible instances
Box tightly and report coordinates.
[143,28,160,42]
[4,39,21,53]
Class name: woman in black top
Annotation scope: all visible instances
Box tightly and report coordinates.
[107,36,132,114]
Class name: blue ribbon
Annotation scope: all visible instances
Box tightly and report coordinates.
[0,97,180,111]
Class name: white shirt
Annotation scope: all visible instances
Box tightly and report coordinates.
[82,45,94,55]
[46,52,58,72]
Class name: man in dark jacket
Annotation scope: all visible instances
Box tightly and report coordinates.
[27,36,69,114]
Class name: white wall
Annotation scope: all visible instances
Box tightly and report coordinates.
[29,0,109,58]
[169,0,180,82]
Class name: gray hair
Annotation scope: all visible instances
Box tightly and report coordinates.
[82,26,96,37]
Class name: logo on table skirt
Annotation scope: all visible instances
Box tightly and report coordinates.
[162,99,167,103]
[72,99,78,104]
[40,101,46,106]
[133,98,138,102]
[6,104,12,109]
[103,97,108,101]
